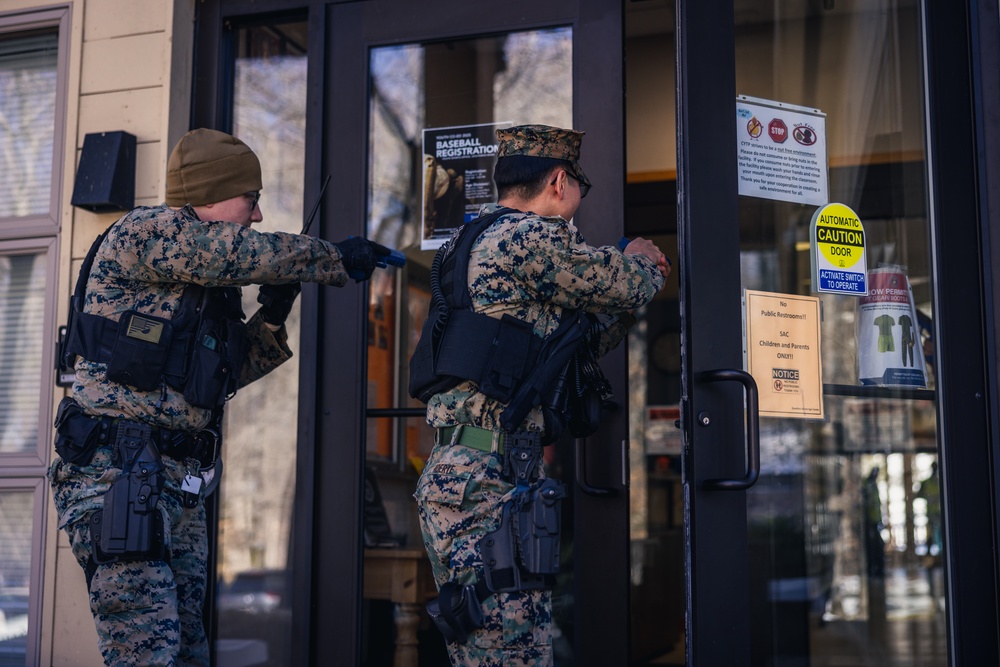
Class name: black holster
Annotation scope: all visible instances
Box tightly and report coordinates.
[480,478,566,594]
[89,422,166,564]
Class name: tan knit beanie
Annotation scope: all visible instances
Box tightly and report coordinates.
[165,128,262,206]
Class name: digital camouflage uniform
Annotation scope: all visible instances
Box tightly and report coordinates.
[49,203,349,666]
[415,197,664,666]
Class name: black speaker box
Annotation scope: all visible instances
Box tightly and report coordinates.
[71,131,136,213]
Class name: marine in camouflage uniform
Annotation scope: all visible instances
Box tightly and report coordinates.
[414,125,669,666]
[48,129,381,667]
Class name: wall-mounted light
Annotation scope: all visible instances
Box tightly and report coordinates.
[71,131,136,213]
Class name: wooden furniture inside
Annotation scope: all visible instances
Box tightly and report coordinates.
[363,548,437,667]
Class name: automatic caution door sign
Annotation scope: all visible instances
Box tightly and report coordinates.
[810,202,868,295]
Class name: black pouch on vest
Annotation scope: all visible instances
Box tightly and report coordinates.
[105,311,174,391]
[184,322,232,408]
[53,397,104,466]
[183,319,239,409]
[478,315,537,404]
[427,581,485,644]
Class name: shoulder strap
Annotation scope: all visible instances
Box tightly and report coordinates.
[60,229,111,369]
[435,207,512,311]
[72,230,110,311]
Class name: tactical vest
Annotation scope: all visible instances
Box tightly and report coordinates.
[408,208,593,436]
[61,226,247,410]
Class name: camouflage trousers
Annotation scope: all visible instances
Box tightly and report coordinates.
[49,444,209,667]
[414,429,553,666]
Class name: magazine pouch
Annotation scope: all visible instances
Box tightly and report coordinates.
[105,311,174,391]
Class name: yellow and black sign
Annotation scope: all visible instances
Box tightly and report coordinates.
[811,202,868,295]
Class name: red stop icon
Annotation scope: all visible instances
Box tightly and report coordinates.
[768,118,788,143]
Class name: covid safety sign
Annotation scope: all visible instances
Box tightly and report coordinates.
[736,95,828,206]
[810,202,868,295]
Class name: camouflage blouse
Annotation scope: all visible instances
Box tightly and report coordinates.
[72,204,349,431]
[426,203,665,432]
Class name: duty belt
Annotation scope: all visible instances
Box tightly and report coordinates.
[109,419,217,463]
[439,425,506,455]
[124,419,219,463]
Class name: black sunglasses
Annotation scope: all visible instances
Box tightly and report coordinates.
[550,171,590,198]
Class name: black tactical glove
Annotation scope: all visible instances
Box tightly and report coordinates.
[334,237,378,282]
[257,282,302,326]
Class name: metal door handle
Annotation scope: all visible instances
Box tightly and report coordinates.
[575,438,618,497]
[700,369,760,490]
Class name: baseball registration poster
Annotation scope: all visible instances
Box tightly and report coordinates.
[421,121,510,250]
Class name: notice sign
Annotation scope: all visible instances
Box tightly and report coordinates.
[745,290,824,420]
[810,202,868,295]
[736,95,828,206]
[421,122,510,250]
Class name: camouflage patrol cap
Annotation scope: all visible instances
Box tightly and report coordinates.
[496,124,591,187]
[165,128,262,207]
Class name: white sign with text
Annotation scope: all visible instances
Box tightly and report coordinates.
[736,96,828,206]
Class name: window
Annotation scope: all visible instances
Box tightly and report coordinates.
[0,242,55,465]
[0,479,46,667]
[363,27,573,666]
[0,7,68,238]
[366,27,574,466]
[0,32,56,219]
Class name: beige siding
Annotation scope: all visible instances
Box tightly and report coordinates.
[83,0,168,41]
[77,88,164,147]
[80,32,167,94]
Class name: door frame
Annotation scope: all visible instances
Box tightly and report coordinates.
[675,1,752,663]
[190,4,325,666]
[675,0,1000,664]
[923,1,1000,663]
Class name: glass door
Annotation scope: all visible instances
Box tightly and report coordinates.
[324,1,632,665]
[728,3,944,663]
[675,0,998,665]
[213,16,309,667]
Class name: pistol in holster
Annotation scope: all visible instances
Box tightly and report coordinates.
[481,477,566,594]
[89,422,167,564]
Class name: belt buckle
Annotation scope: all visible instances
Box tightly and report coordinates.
[196,427,221,470]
